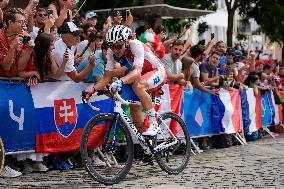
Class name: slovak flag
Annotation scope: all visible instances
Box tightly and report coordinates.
[31,81,113,153]
[54,98,78,138]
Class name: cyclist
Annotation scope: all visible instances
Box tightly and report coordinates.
[91,25,167,136]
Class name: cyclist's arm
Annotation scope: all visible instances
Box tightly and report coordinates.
[94,70,113,90]
[121,65,142,84]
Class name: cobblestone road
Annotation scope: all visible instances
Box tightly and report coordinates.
[1,134,284,189]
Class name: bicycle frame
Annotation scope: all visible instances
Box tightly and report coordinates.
[105,97,179,154]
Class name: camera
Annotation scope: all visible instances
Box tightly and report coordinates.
[22,36,31,44]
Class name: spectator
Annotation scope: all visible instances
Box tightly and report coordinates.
[48,0,76,28]
[162,39,186,86]
[30,8,55,40]
[112,10,122,25]
[85,11,98,28]
[215,41,226,70]
[225,47,235,65]
[34,33,67,80]
[76,31,105,82]
[52,21,95,82]
[79,22,93,41]
[153,25,166,59]
[200,51,221,87]
[184,44,218,95]
[0,0,9,28]
[0,8,34,77]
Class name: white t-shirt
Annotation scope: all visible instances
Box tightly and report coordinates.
[30,26,40,40]
[51,39,76,81]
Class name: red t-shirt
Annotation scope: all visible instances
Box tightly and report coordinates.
[23,54,37,72]
[0,29,19,77]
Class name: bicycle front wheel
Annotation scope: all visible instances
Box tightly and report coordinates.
[0,137,4,175]
[80,113,134,185]
[153,112,191,174]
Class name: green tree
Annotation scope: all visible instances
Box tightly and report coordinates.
[239,0,284,58]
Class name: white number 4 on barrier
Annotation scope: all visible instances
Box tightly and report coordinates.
[9,100,24,131]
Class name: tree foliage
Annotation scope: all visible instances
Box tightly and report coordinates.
[239,0,284,44]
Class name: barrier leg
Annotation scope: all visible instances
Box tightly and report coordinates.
[233,134,245,145]
[190,139,203,154]
[263,127,278,138]
[190,149,196,156]
[236,133,247,145]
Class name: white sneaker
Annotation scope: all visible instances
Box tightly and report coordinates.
[142,122,159,136]
[92,155,106,167]
[32,162,49,172]
[2,166,22,178]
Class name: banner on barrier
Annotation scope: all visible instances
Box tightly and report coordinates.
[0,81,36,153]
[0,81,114,153]
[1,81,283,153]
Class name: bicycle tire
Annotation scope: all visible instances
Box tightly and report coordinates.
[80,113,134,185]
[0,137,4,176]
[154,112,190,174]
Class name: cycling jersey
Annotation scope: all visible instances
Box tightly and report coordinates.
[106,39,167,90]
[106,39,163,74]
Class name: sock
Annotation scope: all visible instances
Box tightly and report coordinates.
[146,108,156,125]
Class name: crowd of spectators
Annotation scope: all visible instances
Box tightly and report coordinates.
[1,0,283,178]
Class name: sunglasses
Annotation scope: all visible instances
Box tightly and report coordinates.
[38,13,47,17]
[109,43,125,50]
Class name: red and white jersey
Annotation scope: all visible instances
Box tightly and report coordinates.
[105,39,164,74]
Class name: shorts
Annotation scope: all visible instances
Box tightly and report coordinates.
[120,66,167,101]
[142,66,167,92]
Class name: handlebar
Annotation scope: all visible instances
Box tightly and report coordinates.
[81,87,141,111]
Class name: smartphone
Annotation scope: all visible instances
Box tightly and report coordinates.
[126,10,130,17]
[211,33,215,40]
[47,9,53,18]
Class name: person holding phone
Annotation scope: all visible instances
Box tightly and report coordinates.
[48,0,76,28]
[52,22,95,82]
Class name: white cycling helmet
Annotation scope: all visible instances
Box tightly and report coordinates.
[106,25,132,45]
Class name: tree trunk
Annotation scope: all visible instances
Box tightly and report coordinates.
[227,10,234,47]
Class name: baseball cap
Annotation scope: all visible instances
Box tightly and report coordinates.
[85,11,97,19]
[59,22,82,35]
[112,10,122,17]
[226,47,235,55]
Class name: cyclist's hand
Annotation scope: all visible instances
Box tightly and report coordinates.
[111,79,123,91]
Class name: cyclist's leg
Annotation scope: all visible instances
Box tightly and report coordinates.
[129,104,144,131]
[132,67,167,136]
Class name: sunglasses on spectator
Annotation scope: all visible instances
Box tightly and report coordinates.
[38,13,47,17]
[227,53,235,56]
[109,43,125,50]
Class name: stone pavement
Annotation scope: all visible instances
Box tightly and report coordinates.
[1,134,284,189]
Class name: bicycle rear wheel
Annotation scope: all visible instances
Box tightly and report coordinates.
[0,137,4,176]
[153,112,190,174]
[80,113,134,185]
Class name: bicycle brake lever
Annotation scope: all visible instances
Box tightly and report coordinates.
[81,90,89,104]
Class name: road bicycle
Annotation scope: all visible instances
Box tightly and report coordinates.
[80,88,190,185]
